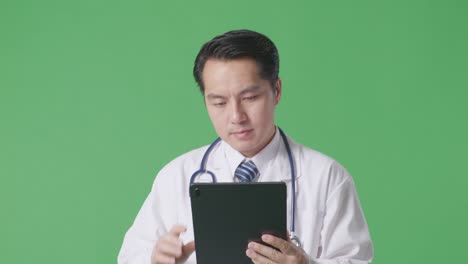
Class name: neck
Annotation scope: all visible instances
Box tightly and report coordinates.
[242,125,277,158]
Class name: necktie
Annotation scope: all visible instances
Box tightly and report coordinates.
[234,160,259,182]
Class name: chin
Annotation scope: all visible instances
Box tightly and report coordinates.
[224,135,259,154]
[234,144,258,157]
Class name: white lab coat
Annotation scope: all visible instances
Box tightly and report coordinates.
[118,131,374,263]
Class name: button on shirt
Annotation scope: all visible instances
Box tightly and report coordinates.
[118,128,374,263]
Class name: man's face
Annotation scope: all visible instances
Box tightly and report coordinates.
[202,58,281,157]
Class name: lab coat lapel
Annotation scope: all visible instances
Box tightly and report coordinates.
[259,135,301,196]
[207,143,233,183]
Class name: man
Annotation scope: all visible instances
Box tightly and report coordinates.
[118,29,374,264]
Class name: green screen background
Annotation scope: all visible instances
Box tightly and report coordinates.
[1,0,467,263]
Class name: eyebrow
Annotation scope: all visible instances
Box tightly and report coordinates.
[205,85,261,100]
[239,85,261,96]
[205,94,226,100]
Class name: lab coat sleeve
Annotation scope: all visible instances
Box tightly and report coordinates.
[118,172,170,264]
[310,163,374,264]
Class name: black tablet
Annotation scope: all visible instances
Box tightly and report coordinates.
[189,182,287,264]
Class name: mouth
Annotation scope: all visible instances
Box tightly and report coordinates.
[231,129,254,137]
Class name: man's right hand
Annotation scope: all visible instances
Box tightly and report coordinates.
[151,225,195,264]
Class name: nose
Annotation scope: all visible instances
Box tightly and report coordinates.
[230,101,247,124]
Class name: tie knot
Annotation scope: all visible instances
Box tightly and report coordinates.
[234,160,259,182]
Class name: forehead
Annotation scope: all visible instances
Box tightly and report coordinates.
[202,58,265,93]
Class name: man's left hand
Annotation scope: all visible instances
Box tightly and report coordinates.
[246,234,308,264]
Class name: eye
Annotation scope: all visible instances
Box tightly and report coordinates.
[243,95,258,101]
[213,101,226,107]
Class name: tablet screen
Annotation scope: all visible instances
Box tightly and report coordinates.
[190,182,287,264]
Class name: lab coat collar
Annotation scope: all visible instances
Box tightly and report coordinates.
[260,132,302,183]
[213,127,301,182]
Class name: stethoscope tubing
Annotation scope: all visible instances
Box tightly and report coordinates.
[189,137,221,185]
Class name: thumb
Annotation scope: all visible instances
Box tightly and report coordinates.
[177,241,195,263]
[182,241,196,257]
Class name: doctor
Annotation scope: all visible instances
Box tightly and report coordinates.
[118,29,374,264]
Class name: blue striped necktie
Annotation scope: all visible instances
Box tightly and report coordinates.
[234,160,259,182]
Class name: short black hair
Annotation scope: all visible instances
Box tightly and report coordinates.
[193,29,280,93]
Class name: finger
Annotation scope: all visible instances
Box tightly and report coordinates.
[160,233,183,247]
[246,248,279,264]
[152,252,176,264]
[157,240,182,258]
[156,226,188,259]
[182,241,195,256]
[177,241,195,262]
[248,242,283,263]
[155,233,185,257]
[152,245,178,264]
[168,225,187,237]
[261,234,296,255]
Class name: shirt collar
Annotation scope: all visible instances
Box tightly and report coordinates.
[221,127,281,180]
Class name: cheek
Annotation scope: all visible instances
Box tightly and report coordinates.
[252,104,274,124]
[208,110,227,130]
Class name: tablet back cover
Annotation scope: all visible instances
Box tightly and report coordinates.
[190,182,287,264]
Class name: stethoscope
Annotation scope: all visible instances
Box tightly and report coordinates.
[189,128,303,248]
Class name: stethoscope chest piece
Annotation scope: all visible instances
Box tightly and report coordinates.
[290,233,303,248]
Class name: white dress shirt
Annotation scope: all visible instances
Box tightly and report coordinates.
[118,128,374,263]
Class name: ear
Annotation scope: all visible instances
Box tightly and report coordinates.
[274,78,282,105]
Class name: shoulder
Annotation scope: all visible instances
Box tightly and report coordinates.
[288,137,338,170]
[152,144,211,188]
[288,136,353,191]
[161,145,210,172]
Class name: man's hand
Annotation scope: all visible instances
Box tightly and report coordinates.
[246,234,308,264]
[151,225,195,264]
